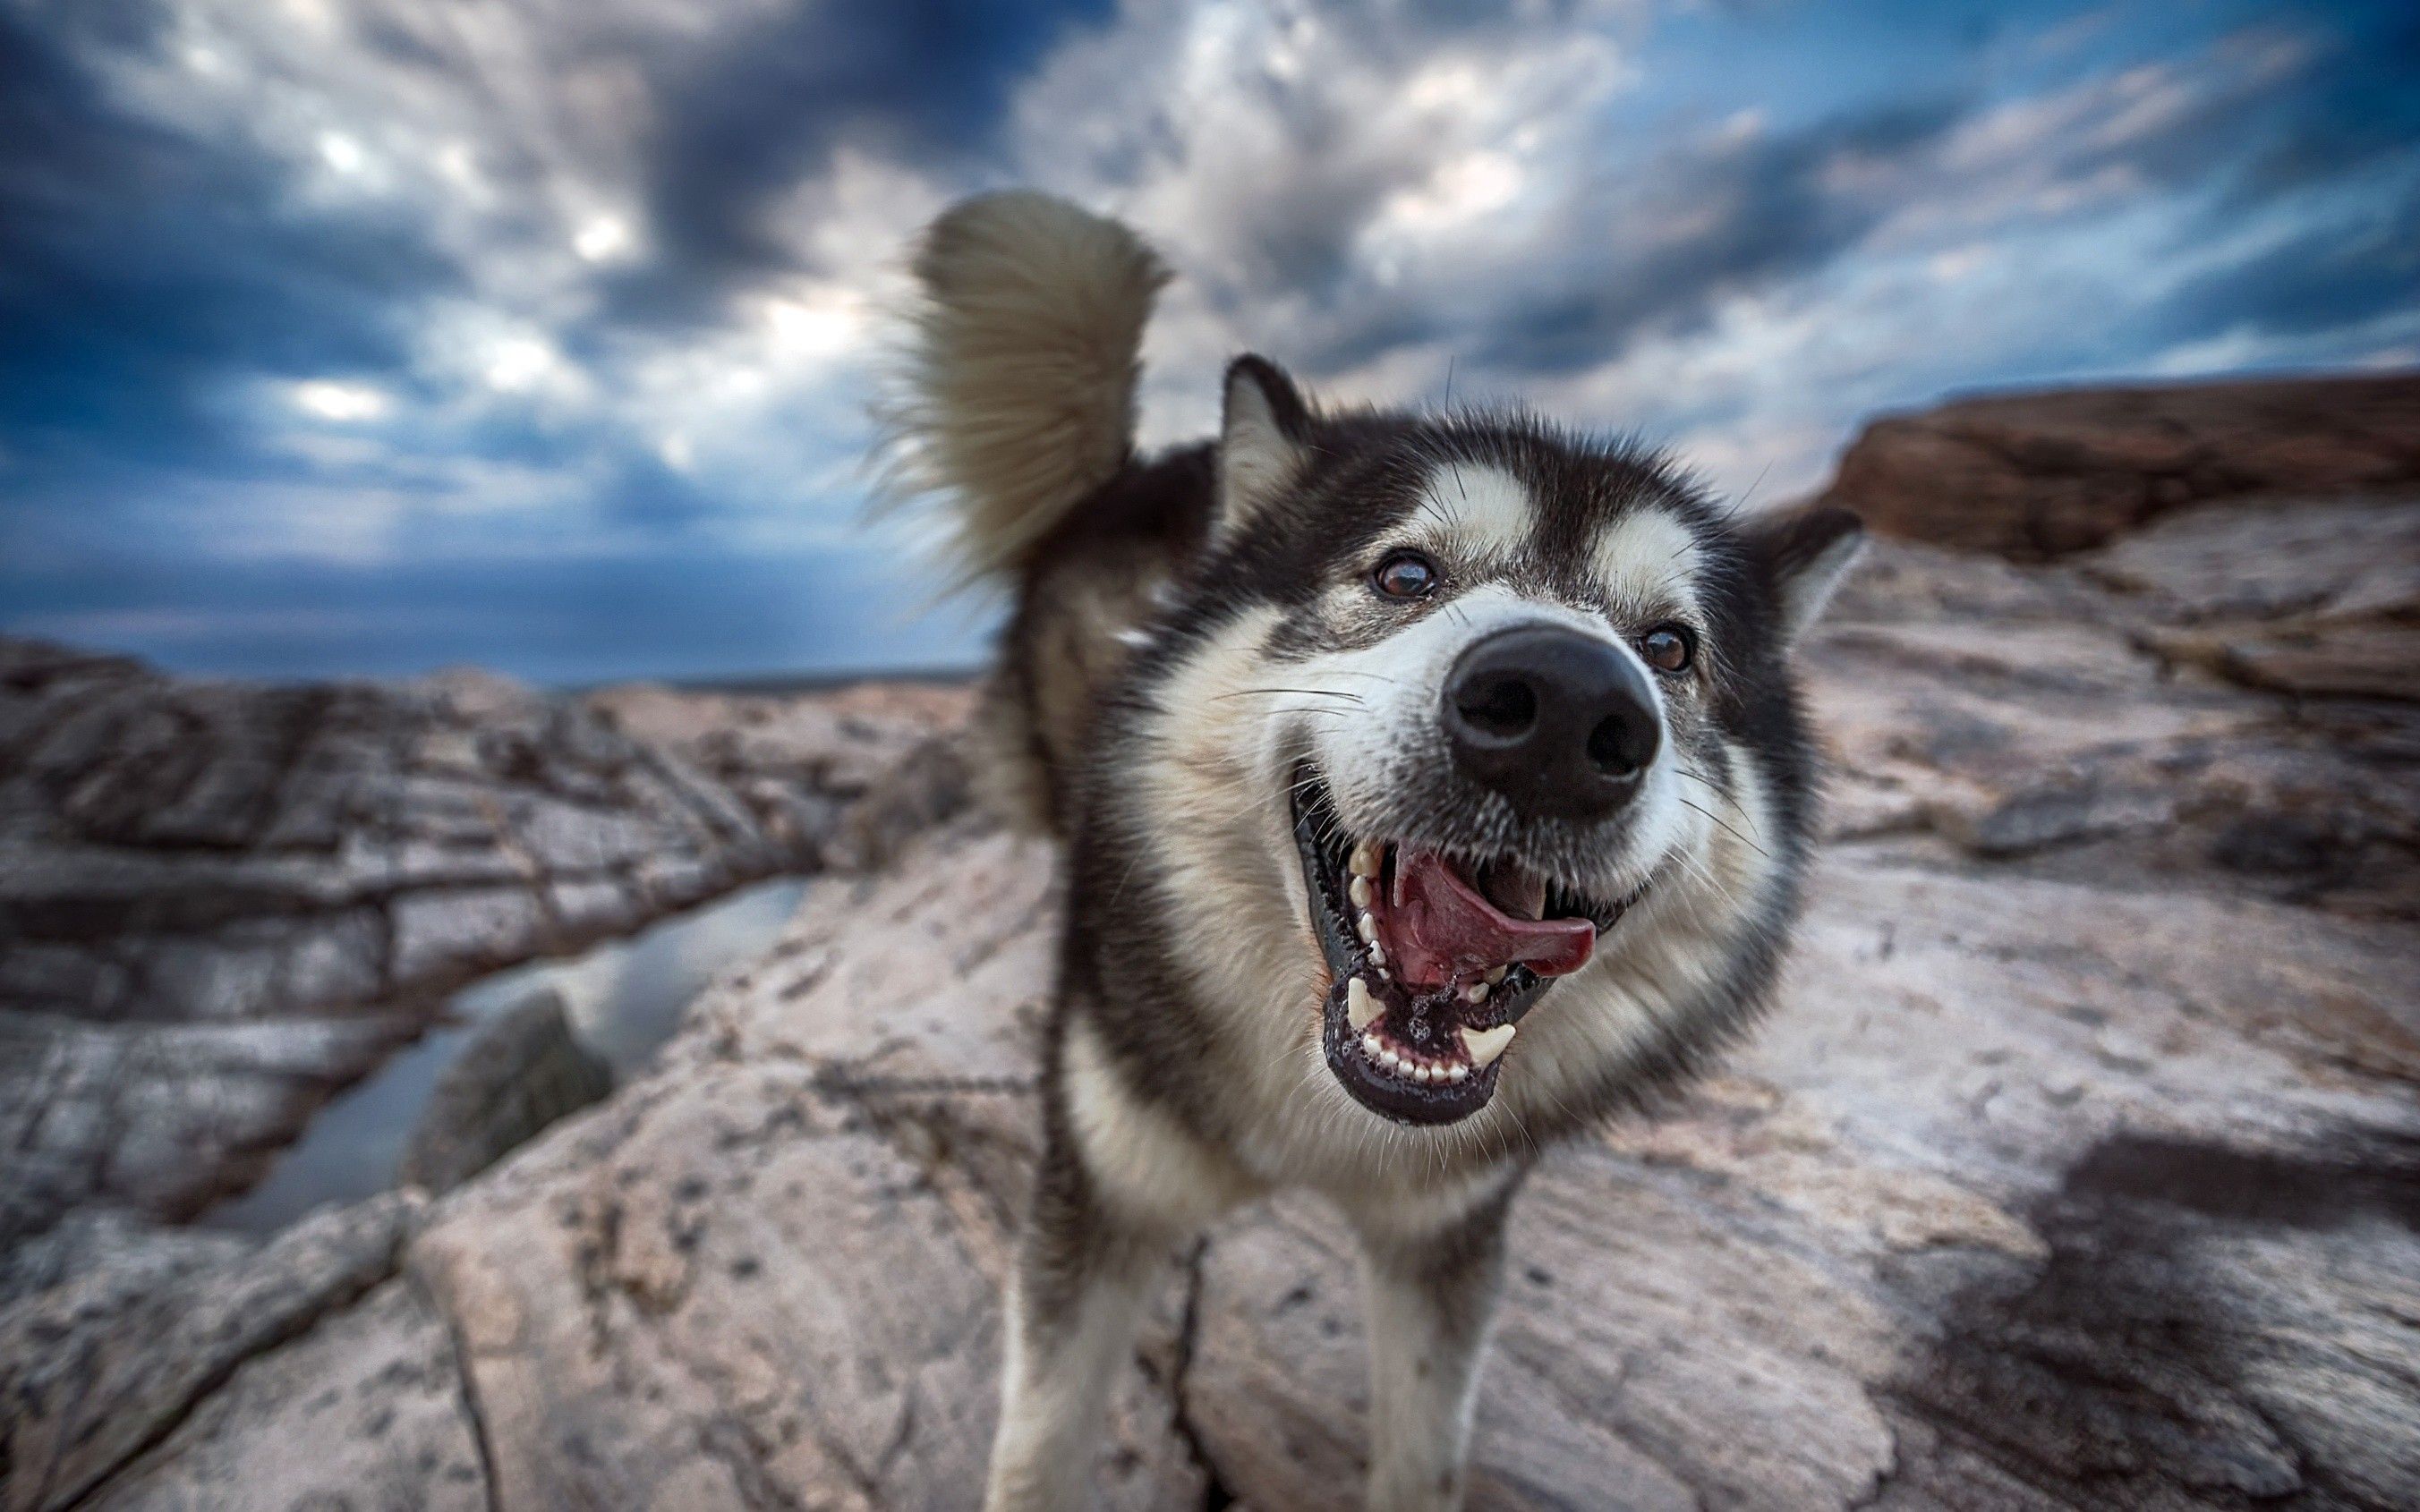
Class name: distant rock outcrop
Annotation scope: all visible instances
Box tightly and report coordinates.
[398,988,614,1193]
[1817,371,2420,557]
[3,374,2415,1509]
[0,646,970,1248]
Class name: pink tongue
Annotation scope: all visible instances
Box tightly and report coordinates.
[1386,849,1595,990]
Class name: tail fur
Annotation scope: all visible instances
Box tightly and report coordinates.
[884,191,1167,586]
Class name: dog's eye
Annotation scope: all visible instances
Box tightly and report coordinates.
[1639,624,1695,674]
[1372,551,1437,600]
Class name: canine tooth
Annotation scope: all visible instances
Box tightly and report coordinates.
[1346,977,1379,1032]
[1350,840,1381,879]
[1461,1023,1516,1069]
[1446,1063,1469,1083]
[1349,875,1372,909]
[1357,912,1378,945]
[1485,965,1507,985]
[1465,981,1489,1004]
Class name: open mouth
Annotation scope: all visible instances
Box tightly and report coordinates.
[1291,770,1649,1126]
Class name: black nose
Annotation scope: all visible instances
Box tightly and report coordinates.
[1442,624,1662,823]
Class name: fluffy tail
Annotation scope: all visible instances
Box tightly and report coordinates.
[883,191,1167,586]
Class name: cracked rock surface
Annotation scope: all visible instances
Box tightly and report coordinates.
[4,383,2416,1509]
[0,645,969,1248]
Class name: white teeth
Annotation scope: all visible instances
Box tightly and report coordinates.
[1376,966,1391,982]
[1461,1023,1516,1069]
[1356,1015,1485,1088]
[1348,875,1372,909]
[1464,981,1490,1004]
[1485,965,1507,985]
[1368,940,1386,966]
[1357,912,1378,945]
[1346,977,1379,1032]
[1350,840,1382,879]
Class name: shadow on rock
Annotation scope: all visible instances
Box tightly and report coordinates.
[1882,1130,2420,1509]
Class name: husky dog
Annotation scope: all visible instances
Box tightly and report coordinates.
[886,191,1862,1511]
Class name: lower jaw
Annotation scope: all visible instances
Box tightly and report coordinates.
[1293,797,1545,1126]
[1317,971,1535,1126]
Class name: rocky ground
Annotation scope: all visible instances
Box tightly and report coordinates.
[0,650,970,1247]
[3,374,2415,1509]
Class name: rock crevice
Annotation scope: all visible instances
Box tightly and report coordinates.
[0,650,970,1246]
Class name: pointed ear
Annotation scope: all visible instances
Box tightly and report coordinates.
[1214,354,1311,545]
[1745,504,1865,643]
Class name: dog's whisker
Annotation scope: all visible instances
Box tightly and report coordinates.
[1677,796,1768,859]
[1216,687,1368,704]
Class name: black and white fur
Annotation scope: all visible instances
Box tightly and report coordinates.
[885,191,1863,1511]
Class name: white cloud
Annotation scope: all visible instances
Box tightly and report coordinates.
[573,215,636,263]
[289,379,390,422]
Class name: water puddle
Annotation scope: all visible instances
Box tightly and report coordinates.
[202,876,808,1236]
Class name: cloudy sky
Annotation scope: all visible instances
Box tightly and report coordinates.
[3,0,2413,683]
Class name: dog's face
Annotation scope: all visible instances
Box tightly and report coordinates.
[1117,357,1862,1133]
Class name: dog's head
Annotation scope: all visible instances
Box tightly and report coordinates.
[1112,356,1862,1131]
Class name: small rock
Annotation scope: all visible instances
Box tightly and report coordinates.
[398,990,616,1193]
[2041,1070,2087,1106]
[2092,1028,2158,1074]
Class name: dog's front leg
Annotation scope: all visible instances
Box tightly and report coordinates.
[1348,1176,1521,1512]
[984,1115,1166,1512]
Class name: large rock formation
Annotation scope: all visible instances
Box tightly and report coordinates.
[0,646,969,1247]
[3,377,2414,1509]
[1818,371,2420,557]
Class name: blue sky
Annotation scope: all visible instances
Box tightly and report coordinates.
[2,0,2413,684]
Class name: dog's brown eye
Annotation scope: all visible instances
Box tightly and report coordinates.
[1640,624,1694,674]
[1373,551,1436,599]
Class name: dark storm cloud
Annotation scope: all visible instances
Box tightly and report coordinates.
[2152,183,2420,346]
[2055,4,2420,353]
[2061,23,2410,209]
[0,6,454,470]
[610,0,1112,322]
[2226,5,2420,205]
[1208,3,2416,386]
[1215,97,1964,382]
[1470,103,1964,374]
[1177,80,1429,307]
